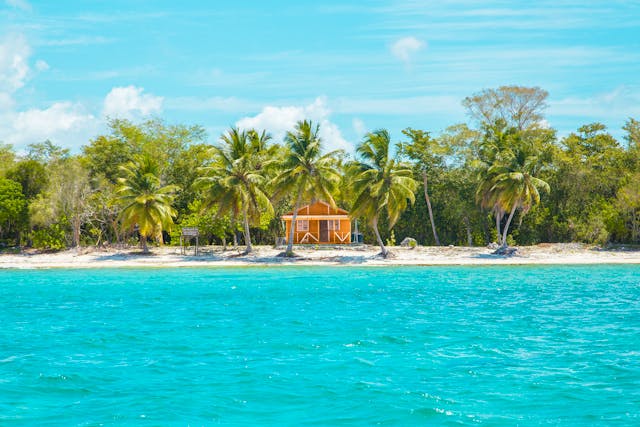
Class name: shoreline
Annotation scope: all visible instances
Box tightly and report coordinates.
[1,243,640,269]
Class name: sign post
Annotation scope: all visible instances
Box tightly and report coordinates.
[180,227,200,255]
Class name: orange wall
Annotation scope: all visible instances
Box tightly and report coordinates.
[284,218,351,244]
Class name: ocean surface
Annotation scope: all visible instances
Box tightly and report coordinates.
[1,266,639,426]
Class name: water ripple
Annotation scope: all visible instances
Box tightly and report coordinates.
[0,265,639,425]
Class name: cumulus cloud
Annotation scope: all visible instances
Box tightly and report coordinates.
[0,35,167,150]
[236,97,352,151]
[0,102,98,148]
[0,92,14,110]
[390,36,426,64]
[0,33,31,93]
[102,85,163,119]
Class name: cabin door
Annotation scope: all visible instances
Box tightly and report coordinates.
[319,220,329,242]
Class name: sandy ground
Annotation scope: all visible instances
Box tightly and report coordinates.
[1,243,640,269]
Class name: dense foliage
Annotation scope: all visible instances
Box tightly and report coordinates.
[1,86,639,251]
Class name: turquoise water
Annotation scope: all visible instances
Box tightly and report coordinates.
[1,266,639,425]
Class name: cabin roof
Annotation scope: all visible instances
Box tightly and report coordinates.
[283,200,349,217]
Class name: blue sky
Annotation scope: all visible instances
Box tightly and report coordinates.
[1,0,639,152]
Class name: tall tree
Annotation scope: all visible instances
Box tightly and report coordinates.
[0,178,27,246]
[7,160,48,201]
[26,140,70,163]
[349,129,418,257]
[476,121,551,246]
[399,128,449,245]
[198,127,274,254]
[117,155,178,253]
[463,86,548,130]
[273,120,341,256]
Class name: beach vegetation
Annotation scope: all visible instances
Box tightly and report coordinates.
[272,120,342,256]
[117,155,178,253]
[2,86,640,251]
[198,127,274,254]
[0,178,27,246]
[398,128,448,246]
[349,129,418,257]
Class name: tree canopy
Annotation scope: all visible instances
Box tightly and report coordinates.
[1,86,639,252]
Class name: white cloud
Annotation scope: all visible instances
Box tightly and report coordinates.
[236,97,352,151]
[102,85,163,119]
[0,36,166,151]
[0,92,14,110]
[5,0,31,12]
[0,33,31,93]
[0,102,98,148]
[390,36,425,64]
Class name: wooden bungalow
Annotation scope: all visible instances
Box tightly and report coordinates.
[282,201,351,244]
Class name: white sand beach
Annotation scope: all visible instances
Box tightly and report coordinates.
[1,243,639,269]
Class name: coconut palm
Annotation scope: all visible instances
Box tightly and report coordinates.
[198,127,274,254]
[476,122,550,246]
[117,155,178,253]
[475,120,516,245]
[349,129,418,257]
[272,120,341,256]
[486,150,550,246]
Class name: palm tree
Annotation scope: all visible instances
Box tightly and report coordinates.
[476,122,550,246]
[487,149,550,246]
[198,127,274,254]
[272,120,341,256]
[117,155,178,253]
[475,120,515,245]
[349,129,418,257]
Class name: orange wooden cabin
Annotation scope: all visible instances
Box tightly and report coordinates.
[282,201,351,244]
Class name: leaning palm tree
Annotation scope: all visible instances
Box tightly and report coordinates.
[272,120,341,257]
[486,150,550,246]
[117,155,178,253]
[198,127,273,254]
[475,119,516,245]
[349,129,418,257]
[476,123,550,246]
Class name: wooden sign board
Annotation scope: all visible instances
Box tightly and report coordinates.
[181,227,199,237]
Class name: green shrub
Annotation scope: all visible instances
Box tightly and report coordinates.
[32,224,67,251]
[386,230,396,246]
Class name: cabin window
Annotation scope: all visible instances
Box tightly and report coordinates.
[327,220,340,230]
[297,220,309,231]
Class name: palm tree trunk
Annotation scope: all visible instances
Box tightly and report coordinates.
[372,215,388,257]
[141,235,149,253]
[230,211,238,248]
[286,190,303,256]
[242,209,252,254]
[422,171,440,246]
[501,203,518,247]
[495,208,503,245]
